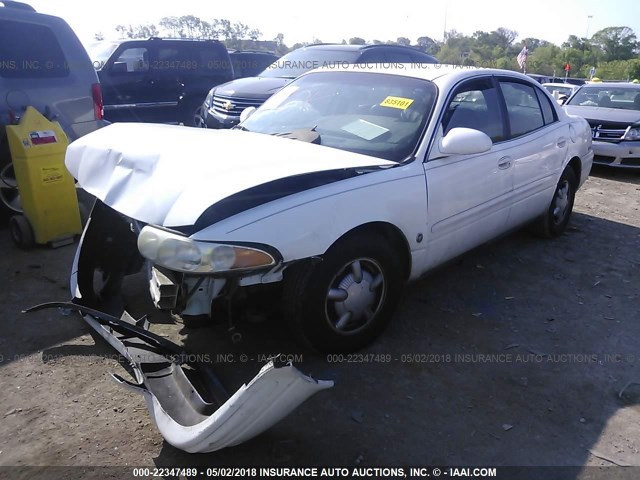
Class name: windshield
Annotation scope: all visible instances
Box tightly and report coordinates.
[86,41,119,69]
[241,71,437,162]
[544,85,574,97]
[259,48,360,78]
[567,86,640,111]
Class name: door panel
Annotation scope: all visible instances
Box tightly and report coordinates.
[498,80,568,227]
[101,45,155,122]
[421,77,514,271]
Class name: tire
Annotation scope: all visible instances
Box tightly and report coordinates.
[9,214,34,249]
[530,167,578,238]
[0,162,21,215]
[283,233,404,352]
[183,99,205,128]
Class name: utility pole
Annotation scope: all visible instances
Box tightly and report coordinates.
[585,15,593,38]
[443,1,448,42]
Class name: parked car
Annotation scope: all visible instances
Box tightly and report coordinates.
[87,38,233,126]
[200,43,439,129]
[229,50,279,79]
[542,82,580,104]
[1,0,105,214]
[563,82,640,168]
[60,65,593,453]
[550,77,586,86]
[526,73,551,84]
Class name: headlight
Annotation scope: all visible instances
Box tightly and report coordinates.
[204,90,215,108]
[137,226,277,274]
[624,127,640,141]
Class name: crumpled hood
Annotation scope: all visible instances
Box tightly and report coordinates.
[65,123,392,227]
[214,76,292,99]
[564,105,640,125]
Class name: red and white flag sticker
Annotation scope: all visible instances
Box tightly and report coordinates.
[29,130,58,145]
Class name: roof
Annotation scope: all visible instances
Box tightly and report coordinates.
[581,82,640,89]
[543,83,578,88]
[308,63,536,84]
[302,43,426,52]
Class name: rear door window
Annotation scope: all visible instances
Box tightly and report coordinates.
[0,19,69,78]
[499,81,545,138]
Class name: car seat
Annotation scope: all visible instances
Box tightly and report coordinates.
[597,96,613,108]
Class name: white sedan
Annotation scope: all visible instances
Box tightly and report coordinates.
[542,82,581,104]
[59,65,593,452]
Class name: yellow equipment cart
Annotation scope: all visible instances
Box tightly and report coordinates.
[6,107,82,248]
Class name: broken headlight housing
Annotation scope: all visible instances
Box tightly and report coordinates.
[137,226,277,274]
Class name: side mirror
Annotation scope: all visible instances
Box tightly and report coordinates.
[239,106,257,123]
[439,127,492,155]
[110,62,128,74]
[558,95,569,105]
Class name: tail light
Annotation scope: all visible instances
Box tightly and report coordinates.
[92,83,104,121]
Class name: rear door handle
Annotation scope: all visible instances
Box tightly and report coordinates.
[557,137,567,148]
[498,156,512,169]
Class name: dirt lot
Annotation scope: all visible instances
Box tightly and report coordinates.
[0,166,639,479]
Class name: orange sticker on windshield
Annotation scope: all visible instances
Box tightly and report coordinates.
[380,96,414,110]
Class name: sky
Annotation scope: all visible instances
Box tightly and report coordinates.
[26,0,640,49]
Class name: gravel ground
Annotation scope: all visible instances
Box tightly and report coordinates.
[0,166,638,479]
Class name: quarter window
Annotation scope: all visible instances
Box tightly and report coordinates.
[0,20,69,78]
[535,88,557,125]
[500,81,544,138]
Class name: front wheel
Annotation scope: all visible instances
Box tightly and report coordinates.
[530,167,577,238]
[283,233,404,352]
[183,99,205,127]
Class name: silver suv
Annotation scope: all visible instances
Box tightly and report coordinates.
[1,1,106,212]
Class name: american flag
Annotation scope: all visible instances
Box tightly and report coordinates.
[517,46,529,70]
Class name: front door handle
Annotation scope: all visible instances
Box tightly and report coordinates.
[498,156,512,170]
[557,137,567,148]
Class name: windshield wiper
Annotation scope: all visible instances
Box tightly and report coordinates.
[270,128,321,144]
[232,125,250,132]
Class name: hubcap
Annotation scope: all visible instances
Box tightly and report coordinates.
[552,180,570,224]
[325,258,386,334]
[0,164,22,213]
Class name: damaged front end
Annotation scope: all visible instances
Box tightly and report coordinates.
[38,200,333,453]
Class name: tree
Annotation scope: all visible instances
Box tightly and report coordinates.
[416,36,439,55]
[396,36,411,46]
[115,23,159,39]
[159,17,181,37]
[349,37,366,45]
[590,27,638,61]
[94,32,104,41]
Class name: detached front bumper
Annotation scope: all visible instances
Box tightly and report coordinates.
[60,201,333,453]
[592,140,640,168]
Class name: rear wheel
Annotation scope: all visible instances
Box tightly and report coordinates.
[530,167,577,238]
[283,233,404,352]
